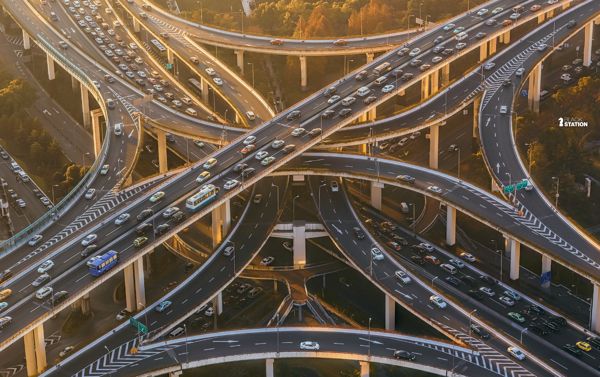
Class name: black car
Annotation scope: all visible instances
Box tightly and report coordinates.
[467,289,484,300]
[136,208,153,221]
[393,350,416,360]
[0,269,13,284]
[154,223,170,235]
[80,244,98,258]
[355,70,368,80]
[136,222,153,235]
[567,20,577,29]
[562,344,582,357]
[363,95,377,105]
[241,168,256,179]
[172,211,186,223]
[479,275,497,285]
[353,227,365,240]
[52,291,69,304]
[527,304,545,316]
[339,108,352,118]
[323,86,337,97]
[411,255,425,265]
[549,315,567,327]
[461,275,477,287]
[286,110,301,121]
[470,324,490,339]
[391,68,404,77]
[529,324,548,336]
[445,276,461,287]
[540,320,559,333]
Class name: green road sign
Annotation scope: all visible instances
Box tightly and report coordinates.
[166,63,173,70]
[503,184,515,194]
[129,318,148,334]
[516,180,528,190]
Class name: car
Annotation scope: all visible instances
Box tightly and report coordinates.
[241,144,256,155]
[445,276,461,286]
[499,105,508,114]
[499,296,515,306]
[453,26,465,34]
[195,171,210,184]
[411,255,425,265]
[37,260,54,274]
[395,270,411,284]
[84,188,96,200]
[339,108,353,117]
[155,300,172,313]
[503,290,521,301]
[433,36,445,45]
[161,207,180,219]
[508,312,525,323]
[370,247,384,261]
[442,23,456,31]
[353,227,365,240]
[27,234,44,247]
[255,151,269,160]
[424,255,441,265]
[563,344,582,357]
[381,84,395,93]
[387,241,401,251]
[459,252,476,262]
[476,8,489,16]
[491,7,504,15]
[362,95,377,105]
[483,62,496,70]
[154,223,170,236]
[427,185,442,194]
[419,64,431,72]
[212,77,223,86]
[223,244,235,257]
[419,242,434,252]
[243,135,256,145]
[409,48,421,57]
[327,95,341,104]
[470,324,490,339]
[480,275,496,285]
[560,73,572,81]
[286,110,301,121]
[575,341,591,352]
[0,270,12,284]
[35,287,53,300]
[330,181,339,192]
[271,139,285,149]
[114,213,130,225]
[308,128,322,137]
[233,163,248,173]
[149,191,165,202]
[566,20,577,29]
[455,42,467,50]
[333,39,347,46]
[507,346,526,360]
[485,18,497,26]
[261,156,276,166]
[260,256,275,266]
[270,38,284,46]
[502,79,511,87]
[429,295,447,309]
[100,164,110,175]
[537,43,548,52]
[448,258,465,269]
[300,341,320,350]
[32,273,50,287]
[203,158,218,170]
[395,175,415,184]
[409,59,422,67]
[203,67,216,76]
[224,180,240,190]
[133,236,148,248]
[355,70,368,80]
[291,127,306,137]
[321,109,336,119]
[431,56,443,64]
[59,346,75,358]
[116,309,130,321]
[393,350,416,360]
[0,289,12,301]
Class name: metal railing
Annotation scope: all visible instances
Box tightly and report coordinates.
[0,35,111,255]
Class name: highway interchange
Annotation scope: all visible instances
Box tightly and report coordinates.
[0,0,599,376]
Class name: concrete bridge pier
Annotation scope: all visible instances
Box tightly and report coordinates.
[385,294,395,330]
[421,74,430,100]
[479,42,488,62]
[366,52,374,63]
[488,37,497,56]
[473,96,481,138]
[212,199,231,247]
[430,70,439,96]
[583,21,594,67]
[499,30,511,44]
[446,206,456,246]
[360,361,370,377]
[167,48,175,66]
[132,18,140,32]
[441,64,450,87]
[213,291,223,315]
[293,222,307,268]
[24,324,46,376]
[91,109,103,157]
[200,77,209,103]
[46,54,55,81]
[427,124,440,169]
[592,284,600,332]
[299,56,308,89]
[124,257,146,313]
[235,50,244,74]
[527,63,542,113]
[370,181,383,211]
[22,29,31,50]
[266,358,275,377]
[541,255,552,288]
[508,237,521,281]
[156,128,168,173]
[80,83,90,128]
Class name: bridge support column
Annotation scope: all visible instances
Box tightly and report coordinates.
[527,63,542,114]
[500,31,510,44]
[479,42,488,62]
[211,199,231,247]
[266,358,275,377]
[488,38,497,56]
[366,52,374,63]
[24,325,47,376]
[132,18,140,32]
[359,361,370,377]
[22,29,31,50]
[537,12,546,24]
[541,255,552,288]
[430,70,439,96]
[427,124,440,169]
[134,257,145,311]
[124,263,136,313]
[80,83,90,128]
[509,238,521,281]
[235,50,244,74]
[46,54,55,81]
[592,284,600,332]
[80,293,91,316]
[167,48,175,65]
[91,109,103,157]
[441,63,450,87]
[168,372,182,377]
[293,222,307,268]
[446,206,456,246]
[370,181,384,211]
[213,291,223,315]
[156,128,168,173]
[299,56,307,89]
[201,77,209,103]
[583,22,594,67]
[421,74,430,100]
[473,96,481,138]
[71,75,78,91]
[562,1,571,10]
[385,294,395,330]
[359,144,368,154]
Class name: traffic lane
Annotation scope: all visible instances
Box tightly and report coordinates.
[286,153,600,279]
[358,206,600,372]
[47,178,285,376]
[115,330,499,377]
[309,176,544,376]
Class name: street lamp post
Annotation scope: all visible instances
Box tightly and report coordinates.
[552,176,560,209]
[432,276,438,286]
[525,142,536,174]
[318,183,327,210]
[51,184,60,204]
[468,309,477,335]
[271,183,280,212]
[368,317,372,358]
[408,203,416,236]
[292,195,300,221]
[456,147,461,179]
[276,313,280,355]
[247,62,255,88]
[520,327,528,344]
[345,59,354,75]
[230,240,236,273]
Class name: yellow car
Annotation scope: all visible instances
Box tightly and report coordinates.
[576,341,592,352]
[0,289,12,301]
[133,236,148,248]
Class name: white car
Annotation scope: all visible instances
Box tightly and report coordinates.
[203,158,217,170]
[37,260,54,274]
[429,295,447,309]
[508,346,526,360]
[114,213,130,225]
[476,8,489,16]
[515,67,525,77]
[28,235,43,247]
[261,156,276,166]
[427,185,442,194]
[499,296,515,306]
[460,252,476,262]
[271,139,285,149]
[499,105,508,114]
[419,242,434,252]
[455,42,467,50]
[35,286,53,300]
[81,233,97,246]
[84,188,96,200]
[32,273,50,287]
[291,128,306,137]
[395,270,411,284]
[245,111,256,121]
[560,73,572,81]
[212,77,223,86]
[431,56,443,64]
[381,84,395,93]
[243,135,256,145]
[370,247,384,261]
[327,95,341,104]
[255,151,269,160]
[162,207,180,218]
[448,258,465,269]
[205,67,216,76]
[100,164,109,175]
[479,287,495,297]
[224,180,240,190]
[300,341,320,350]
[409,48,421,57]
[483,62,496,70]
[223,245,234,256]
[204,306,214,316]
[260,256,275,266]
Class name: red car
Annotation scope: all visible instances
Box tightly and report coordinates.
[241,144,256,155]
[270,39,284,46]
[386,241,402,251]
[424,255,441,265]
[333,39,348,46]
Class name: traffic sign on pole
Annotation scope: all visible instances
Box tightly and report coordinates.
[129,318,148,334]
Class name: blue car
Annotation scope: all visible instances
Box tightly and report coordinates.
[155,300,172,313]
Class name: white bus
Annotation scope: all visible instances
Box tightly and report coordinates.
[186,184,219,212]
[372,62,391,76]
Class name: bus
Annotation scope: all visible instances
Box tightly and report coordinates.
[188,78,203,96]
[88,250,119,277]
[372,62,391,76]
[186,184,219,212]
[150,39,166,55]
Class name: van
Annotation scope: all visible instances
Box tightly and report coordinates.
[114,123,123,136]
[356,87,370,97]
[341,96,356,106]
[185,108,198,117]
[455,32,468,41]
[441,263,457,275]
[400,202,409,214]
[512,5,525,13]
[18,171,30,182]
[169,327,184,338]
[374,76,388,86]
